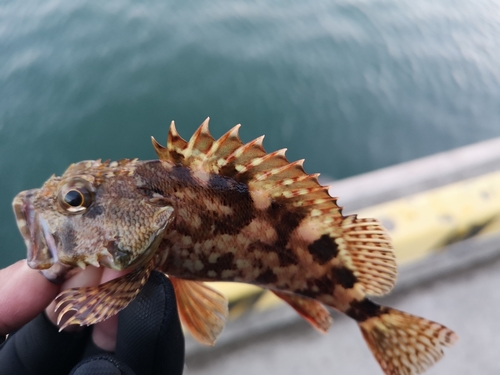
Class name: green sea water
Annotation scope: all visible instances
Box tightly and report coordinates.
[2,0,500,267]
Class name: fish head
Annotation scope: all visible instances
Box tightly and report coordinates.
[13,159,174,277]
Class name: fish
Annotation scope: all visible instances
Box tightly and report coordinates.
[12,118,457,374]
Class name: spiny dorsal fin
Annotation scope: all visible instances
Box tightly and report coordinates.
[152,119,338,215]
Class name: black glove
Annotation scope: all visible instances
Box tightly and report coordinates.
[0,271,185,375]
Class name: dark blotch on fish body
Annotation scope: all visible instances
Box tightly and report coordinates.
[307,234,338,264]
[170,164,197,185]
[205,252,236,273]
[255,268,278,285]
[277,250,298,267]
[84,204,104,219]
[331,267,357,289]
[267,200,306,249]
[207,174,233,192]
[346,299,386,322]
[60,225,77,254]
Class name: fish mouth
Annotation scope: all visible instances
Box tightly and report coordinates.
[13,190,59,270]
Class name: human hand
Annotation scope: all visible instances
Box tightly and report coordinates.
[0,260,60,336]
[0,262,184,375]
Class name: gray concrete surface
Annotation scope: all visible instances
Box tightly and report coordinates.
[184,234,500,375]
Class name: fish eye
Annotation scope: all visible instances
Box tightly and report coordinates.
[58,179,94,214]
[64,190,84,207]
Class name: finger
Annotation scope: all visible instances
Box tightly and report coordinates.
[90,268,130,352]
[45,266,104,331]
[115,271,185,375]
[0,260,59,336]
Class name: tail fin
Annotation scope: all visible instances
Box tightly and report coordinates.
[356,303,458,374]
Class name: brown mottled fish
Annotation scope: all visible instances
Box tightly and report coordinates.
[13,119,457,374]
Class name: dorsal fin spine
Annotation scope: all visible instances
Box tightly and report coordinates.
[151,136,164,151]
[200,117,211,134]
[253,159,306,182]
[208,125,242,168]
[224,124,242,145]
[151,136,168,160]
[186,117,211,155]
[166,121,188,162]
[236,146,286,175]
[168,121,182,146]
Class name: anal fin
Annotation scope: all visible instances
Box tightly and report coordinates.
[55,260,154,330]
[340,216,397,296]
[273,290,332,333]
[170,277,228,346]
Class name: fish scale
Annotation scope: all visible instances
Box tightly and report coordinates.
[12,118,457,375]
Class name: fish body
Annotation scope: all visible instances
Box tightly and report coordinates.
[13,119,457,374]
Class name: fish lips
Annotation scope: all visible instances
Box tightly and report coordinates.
[13,190,59,270]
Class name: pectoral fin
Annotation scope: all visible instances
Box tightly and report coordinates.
[273,290,332,333]
[55,260,154,331]
[169,277,228,346]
